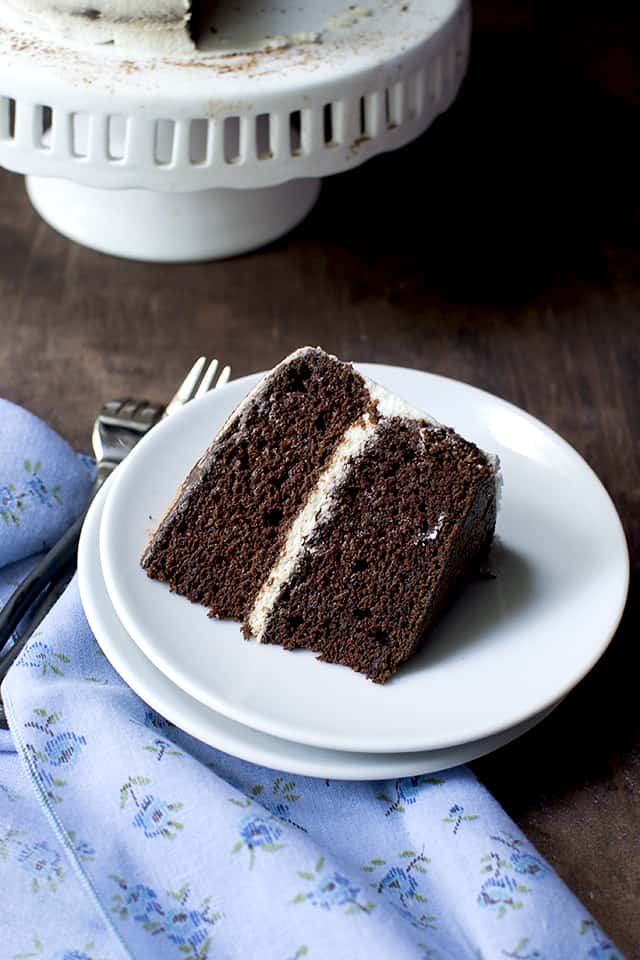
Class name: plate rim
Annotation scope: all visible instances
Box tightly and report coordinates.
[99,362,630,753]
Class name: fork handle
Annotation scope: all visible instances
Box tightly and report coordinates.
[0,560,76,727]
[0,468,109,655]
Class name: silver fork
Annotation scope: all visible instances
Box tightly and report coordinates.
[93,357,230,484]
[0,357,231,664]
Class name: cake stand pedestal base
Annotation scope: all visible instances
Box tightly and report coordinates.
[25,176,321,262]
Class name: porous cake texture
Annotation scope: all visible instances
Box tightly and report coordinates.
[142,347,499,683]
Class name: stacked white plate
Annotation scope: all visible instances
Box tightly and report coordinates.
[78,364,629,779]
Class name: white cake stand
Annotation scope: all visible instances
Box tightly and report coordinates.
[0,0,470,262]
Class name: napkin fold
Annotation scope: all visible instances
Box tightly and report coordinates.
[0,399,624,960]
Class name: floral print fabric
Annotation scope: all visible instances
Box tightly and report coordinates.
[0,400,625,960]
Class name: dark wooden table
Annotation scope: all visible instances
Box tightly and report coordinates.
[1,1,638,953]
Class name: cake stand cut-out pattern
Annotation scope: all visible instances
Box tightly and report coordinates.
[0,0,470,261]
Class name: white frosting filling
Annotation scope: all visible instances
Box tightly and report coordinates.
[247,411,378,641]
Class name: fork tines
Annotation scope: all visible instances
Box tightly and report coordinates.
[163,357,231,419]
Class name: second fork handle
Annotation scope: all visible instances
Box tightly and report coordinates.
[0,466,109,654]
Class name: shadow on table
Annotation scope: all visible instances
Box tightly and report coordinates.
[475,567,636,806]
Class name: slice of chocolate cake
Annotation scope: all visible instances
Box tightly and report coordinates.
[142,347,499,683]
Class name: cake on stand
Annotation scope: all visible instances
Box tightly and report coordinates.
[0,0,470,262]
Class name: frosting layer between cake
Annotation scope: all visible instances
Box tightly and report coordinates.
[248,410,379,640]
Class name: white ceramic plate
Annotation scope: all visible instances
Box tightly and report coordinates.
[99,364,629,754]
[80,481,559,780]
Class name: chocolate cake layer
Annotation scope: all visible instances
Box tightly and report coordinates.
[250,418,497,683]
[141,348,375,619]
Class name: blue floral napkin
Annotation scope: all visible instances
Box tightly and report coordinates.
[0,398,624,960]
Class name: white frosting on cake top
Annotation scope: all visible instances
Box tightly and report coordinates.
[363,375,439,425]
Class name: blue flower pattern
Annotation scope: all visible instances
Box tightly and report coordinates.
[120,776,184,840]
[23,710,86,803]
[231,812,285,868]
[110,876,221,958]
[19,641,70,677]
[121,882,163,922]
[18,840,63,881]
[143,737,182,762]
[0,825,96,898]
[0,460,62,528]
[442,803,479,834]
[240,813,282,848]
[377,776,444,816]
[135,709,173,733]
[308,872,360,909]
[133,796,180,839]
[292,858,374,915]
[44,732,86,767]
[9,699,624,960]
[478,834,548,917]
[379,865,419,902]
[362,850,436,929]
[165,907,210,948]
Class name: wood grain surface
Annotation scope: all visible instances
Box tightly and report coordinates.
[0,1,638,953]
